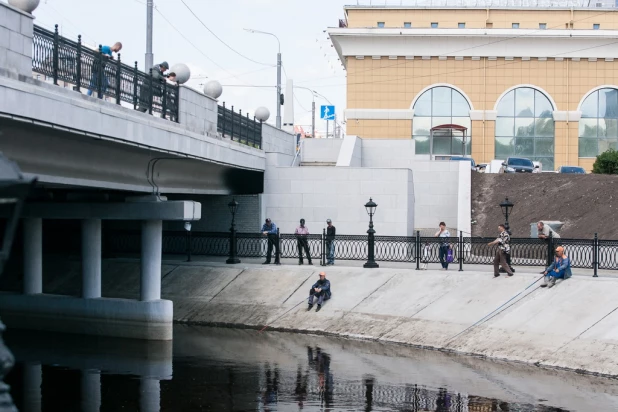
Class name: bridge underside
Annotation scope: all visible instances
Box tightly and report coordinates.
[0,118,264,195]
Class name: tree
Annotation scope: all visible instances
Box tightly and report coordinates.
[592,148,618,174]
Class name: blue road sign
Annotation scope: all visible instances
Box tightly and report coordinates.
[320,105,335,120]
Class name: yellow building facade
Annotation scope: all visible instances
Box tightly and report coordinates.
[329,5,618,170]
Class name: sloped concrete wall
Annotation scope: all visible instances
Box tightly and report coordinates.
[5,260,618,376]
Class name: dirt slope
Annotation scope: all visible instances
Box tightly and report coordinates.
[471,173,618,239]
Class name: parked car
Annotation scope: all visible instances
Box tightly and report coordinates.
[499,157,537,173]
[532,161,542,173]
[450,156,477,171]
[557,166,586,174]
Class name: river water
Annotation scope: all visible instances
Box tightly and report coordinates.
[6,325,618,411]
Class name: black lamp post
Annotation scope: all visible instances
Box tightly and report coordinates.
[363,198,379,269]
[226,198,240,264]
[0,153,36,412]
[500,197,514,234]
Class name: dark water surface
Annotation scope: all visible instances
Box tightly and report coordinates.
[6,325,618,411]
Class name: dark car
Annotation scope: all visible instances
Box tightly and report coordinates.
[557,166,586,174]
[450,156,477,171]
[499,157,536,173]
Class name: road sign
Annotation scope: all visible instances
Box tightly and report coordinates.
[320,105,335,120]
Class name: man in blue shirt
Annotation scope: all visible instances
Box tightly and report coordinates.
[261,218,280,265]
[308,272,331,312]
[87,42,122,98]
[541,246,572,288]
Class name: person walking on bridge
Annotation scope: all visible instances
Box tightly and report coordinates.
[308,272,331,312]
[295,218,313,265]
[488,224,514,277]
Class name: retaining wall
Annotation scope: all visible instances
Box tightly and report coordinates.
[2,260,617,377]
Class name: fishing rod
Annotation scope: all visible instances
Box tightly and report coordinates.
[444,274,545,345]
[258,298,307,333]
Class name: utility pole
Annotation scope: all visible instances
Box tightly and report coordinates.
[326,119,329,139]
[145,0,154,70]
[276,51,282,129]
[311,100,315,138]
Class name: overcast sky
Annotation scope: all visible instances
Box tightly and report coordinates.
[27,0,349,133]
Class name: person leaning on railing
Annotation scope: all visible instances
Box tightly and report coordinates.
[87,42,122,98]
[540,246,571,288]
[138,61,169,113]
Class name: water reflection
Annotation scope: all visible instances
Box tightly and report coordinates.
[5,327,617,411]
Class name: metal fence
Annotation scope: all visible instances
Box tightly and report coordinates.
[217,102,263,149]
[105,229,618,275]
[32,25,179,121]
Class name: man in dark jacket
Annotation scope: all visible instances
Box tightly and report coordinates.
[261,218,280,265]
[308,272,331,312]
[138,61,170,112]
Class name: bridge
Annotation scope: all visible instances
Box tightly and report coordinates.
[0,2,296,341]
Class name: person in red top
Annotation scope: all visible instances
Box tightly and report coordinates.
[295,218,312,265]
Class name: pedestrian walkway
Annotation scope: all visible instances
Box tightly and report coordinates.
[159,254,615,278]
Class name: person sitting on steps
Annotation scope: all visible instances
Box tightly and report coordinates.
[308,272,331,312]
[541,246,572,288]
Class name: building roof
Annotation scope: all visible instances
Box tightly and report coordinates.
[345,0,615,11]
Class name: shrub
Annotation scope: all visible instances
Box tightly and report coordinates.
[592,149,618,174]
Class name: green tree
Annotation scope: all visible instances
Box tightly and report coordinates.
[592,148,618,174]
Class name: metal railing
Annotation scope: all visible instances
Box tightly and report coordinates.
[32,25,179,121]
[104,229,618,275]
[217,102,262,149]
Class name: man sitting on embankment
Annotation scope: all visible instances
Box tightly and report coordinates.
[541,246,572,288]
[308,272,331,312]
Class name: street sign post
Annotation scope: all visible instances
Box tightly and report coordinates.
[321,105,335,138]
[320,105,335,120]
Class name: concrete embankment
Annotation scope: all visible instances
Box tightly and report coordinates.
[3,259,618,377]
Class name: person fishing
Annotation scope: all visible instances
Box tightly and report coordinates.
[308,272,331,312]
[540,246,571,288]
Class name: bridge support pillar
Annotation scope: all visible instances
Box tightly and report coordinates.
[141,220,162,302]
[23,218,43,295]
[81,371,101,412]
[23,363,42,412]
[82,219,102,299]
[140,378,160,412]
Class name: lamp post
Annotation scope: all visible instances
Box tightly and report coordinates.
[226,198,240,264]
[184,221,192,262]
[363,198,379,269]
[500,197,514,234]
[0,153,36,412]
[244,29,282,129]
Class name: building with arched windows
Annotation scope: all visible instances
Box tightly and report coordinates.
[329,3,618,171]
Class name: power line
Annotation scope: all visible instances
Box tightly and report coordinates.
[152,5,243,82]
[178,0,274,67]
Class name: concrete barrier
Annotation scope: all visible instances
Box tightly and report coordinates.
[3,260,618,377]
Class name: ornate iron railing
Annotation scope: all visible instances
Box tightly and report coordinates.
[217,102,262,149]
[104,229,618,275]
[32,25,179,121]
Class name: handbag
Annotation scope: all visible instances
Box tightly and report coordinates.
[446,247,454,263]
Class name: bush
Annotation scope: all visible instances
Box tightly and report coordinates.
[592,149,618,174]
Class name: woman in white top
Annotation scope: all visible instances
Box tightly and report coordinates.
[435,221,451,270]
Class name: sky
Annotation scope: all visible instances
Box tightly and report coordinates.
[26,0,350,134]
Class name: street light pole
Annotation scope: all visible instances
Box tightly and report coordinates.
[145,0,154,70]
[363,198,379,269]
[244,29,281,128]
[226,199,240,264]
[276,51,282,129]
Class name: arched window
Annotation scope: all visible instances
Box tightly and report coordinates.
[495,87,555,170]
[413,86,471,155]
[579,88,618,157]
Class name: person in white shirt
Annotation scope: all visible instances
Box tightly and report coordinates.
[435,222,451,270]
[295,218,312,265]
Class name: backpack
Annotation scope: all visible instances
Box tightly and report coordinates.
[446,247,454,263]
